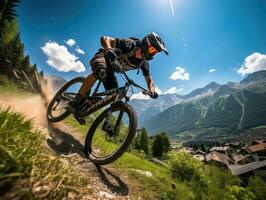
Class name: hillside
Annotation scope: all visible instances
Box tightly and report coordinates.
[130,93,182,124]
[142,70,266,138]
[1,81,266,199]
[130,81,220,125]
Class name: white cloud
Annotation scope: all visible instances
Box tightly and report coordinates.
[65,39,76,47]
[41,41,85,73]
[130,86,162,100]
[130,92,150,100]
[164,86,184,94]
[165,87,177,94]
[75,46,85,55]
[169,66,190,80]
[237,52,266,76]
[209,68,216,73]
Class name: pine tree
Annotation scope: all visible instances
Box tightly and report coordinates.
[0,0,20,21]
[40,70,44,77]
[152,132,171,158]
[133,132,141,151]
[5,33,24,68]
[140,127,149,155]
[0,0,41,93]
[161,132,171,153]
[152,134,164,157]
[0,21,19,74]
[21,55,30,70]
[0,0,20,35]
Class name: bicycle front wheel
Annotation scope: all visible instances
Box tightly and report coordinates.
[84,102,137,165]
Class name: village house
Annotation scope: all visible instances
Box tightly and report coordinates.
[209,146,232,157]
[186,140,266,180]
[205,150,235,166]
[228,160,266,181]
[225,142,241,149]
[174,139,266,179]
[245,140,266,161]
[193,150,206,162]
[232,153,251,165]
[251,140,266,145]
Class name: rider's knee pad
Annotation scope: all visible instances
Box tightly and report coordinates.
[94,67,107,80]
[90,51,107,81]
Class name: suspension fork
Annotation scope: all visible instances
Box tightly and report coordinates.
[103,86,128,136]
[113,110,124,136]
[103,105,124,136]
[111,87,130,136]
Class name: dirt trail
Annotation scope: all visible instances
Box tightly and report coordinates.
[0,87,132,200]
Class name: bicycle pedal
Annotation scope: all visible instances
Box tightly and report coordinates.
[74,115,86,125]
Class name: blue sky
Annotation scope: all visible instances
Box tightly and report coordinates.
[17,0,266,95]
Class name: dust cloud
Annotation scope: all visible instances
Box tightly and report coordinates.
[0,94,47,127]
[0,77,56,128]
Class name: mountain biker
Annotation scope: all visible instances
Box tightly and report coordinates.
[68,32,168,113]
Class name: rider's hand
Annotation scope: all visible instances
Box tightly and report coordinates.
[149,92,158,99]
[105,48,117,63]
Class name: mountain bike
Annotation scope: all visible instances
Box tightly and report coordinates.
[46,63,153,165]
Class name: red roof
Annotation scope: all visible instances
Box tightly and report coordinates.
[206,151,234,165]
[247,143,266,153]
[233,154,247,163]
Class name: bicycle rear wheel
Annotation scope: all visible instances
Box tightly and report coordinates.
[47,77,85,122]
[84,102,137,165]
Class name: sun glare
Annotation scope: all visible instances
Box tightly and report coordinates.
[150,0,179,17]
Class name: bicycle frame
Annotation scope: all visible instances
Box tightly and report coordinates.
[78,70,147,118]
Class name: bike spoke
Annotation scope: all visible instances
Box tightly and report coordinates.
[89,109,131,159]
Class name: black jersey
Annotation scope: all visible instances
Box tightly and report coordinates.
[115,38,150,76]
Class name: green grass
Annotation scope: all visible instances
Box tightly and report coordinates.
[0,108,92,199]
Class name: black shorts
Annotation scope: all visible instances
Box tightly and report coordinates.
[89,49,118,91]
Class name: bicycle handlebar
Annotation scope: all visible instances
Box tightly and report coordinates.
[111,60,154,98]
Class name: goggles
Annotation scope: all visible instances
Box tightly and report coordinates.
[147,45,158,56]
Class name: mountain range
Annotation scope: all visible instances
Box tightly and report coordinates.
[130,70,266,139]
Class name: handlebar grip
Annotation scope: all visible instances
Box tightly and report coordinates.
[142,91,158,99]
[142,90,152,96]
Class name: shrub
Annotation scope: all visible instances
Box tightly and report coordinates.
[169,152,203,182]
[248,176,266,200]
[225,185,255,200]
[205,164,241,188]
